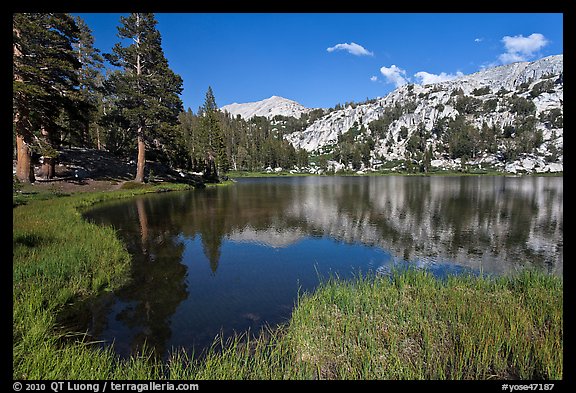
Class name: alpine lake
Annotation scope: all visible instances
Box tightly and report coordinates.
[80,175,563,359]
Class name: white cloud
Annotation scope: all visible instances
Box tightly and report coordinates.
[327,42,374,56]
[379,65,464,89]
[498,52,526,64]
[498,33,549,64]
[370,75,378,82]
[474,37,483,43]
[380,65,409,87]
[414,70,464,85]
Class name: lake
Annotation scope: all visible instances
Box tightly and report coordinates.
[81,175,563,359]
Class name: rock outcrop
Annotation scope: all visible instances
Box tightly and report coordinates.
[285,55,563,172]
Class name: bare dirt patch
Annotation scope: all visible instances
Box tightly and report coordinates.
[14,148,200,194]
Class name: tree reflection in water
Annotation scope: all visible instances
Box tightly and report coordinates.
[82,175,562,358]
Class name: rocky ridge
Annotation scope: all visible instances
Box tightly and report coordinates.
[285,55,563,173]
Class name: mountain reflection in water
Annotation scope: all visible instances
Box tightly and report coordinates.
[81,176,562,358]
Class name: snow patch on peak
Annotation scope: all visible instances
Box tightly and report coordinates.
[221,95,312,120]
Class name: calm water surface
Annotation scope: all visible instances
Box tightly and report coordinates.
[82,176,563,358]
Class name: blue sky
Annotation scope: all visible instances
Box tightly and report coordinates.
[74,13,563,112]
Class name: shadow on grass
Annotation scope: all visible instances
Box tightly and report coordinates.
[13,233,52,248]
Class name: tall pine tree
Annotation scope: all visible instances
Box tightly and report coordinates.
[104,13,183,182]
[70,15,105,149]
[199,86,228,181]
[13,13,81,182]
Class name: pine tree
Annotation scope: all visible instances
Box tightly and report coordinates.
[13,13,81,182]
[198,86,228,180]
[71,16,105,149]
[104,13,183,182]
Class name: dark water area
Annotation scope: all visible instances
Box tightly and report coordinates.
[81,175,563,359]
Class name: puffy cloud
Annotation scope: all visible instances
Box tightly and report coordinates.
[498,52,526,64]
[327,42,374,56]
[414,70,464,85]
[498,33,548,64]
[370,75,378,82]
[379,65,409,87]
[379,65,464,88]
[474,37,483,43]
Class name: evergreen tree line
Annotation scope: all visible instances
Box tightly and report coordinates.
[13,13,310,184]
[13,13,186,183]
[178,103,310,175]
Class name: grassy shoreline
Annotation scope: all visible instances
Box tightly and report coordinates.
[13,182,563,380]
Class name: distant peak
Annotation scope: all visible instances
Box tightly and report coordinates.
[220,95,312,120]
[268,95,294,102]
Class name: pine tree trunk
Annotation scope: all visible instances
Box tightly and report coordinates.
[135,126,146,182]
[133,18,145,183]
[40,125,56,179]
[15,107,35,183]
[96,125,102,150]
[16,133,35,183]
[42,157,56,179]
[13,24,34,183]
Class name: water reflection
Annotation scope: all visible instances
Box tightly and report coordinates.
[85,196,189,356]
[82,175,562,358]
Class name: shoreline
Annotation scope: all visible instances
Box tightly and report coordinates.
[13,180,563,380]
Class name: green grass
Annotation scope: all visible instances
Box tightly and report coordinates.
[13,185,563,380]
[13,182,191,379]
[162,270,563,380]
[282,270,562,379]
